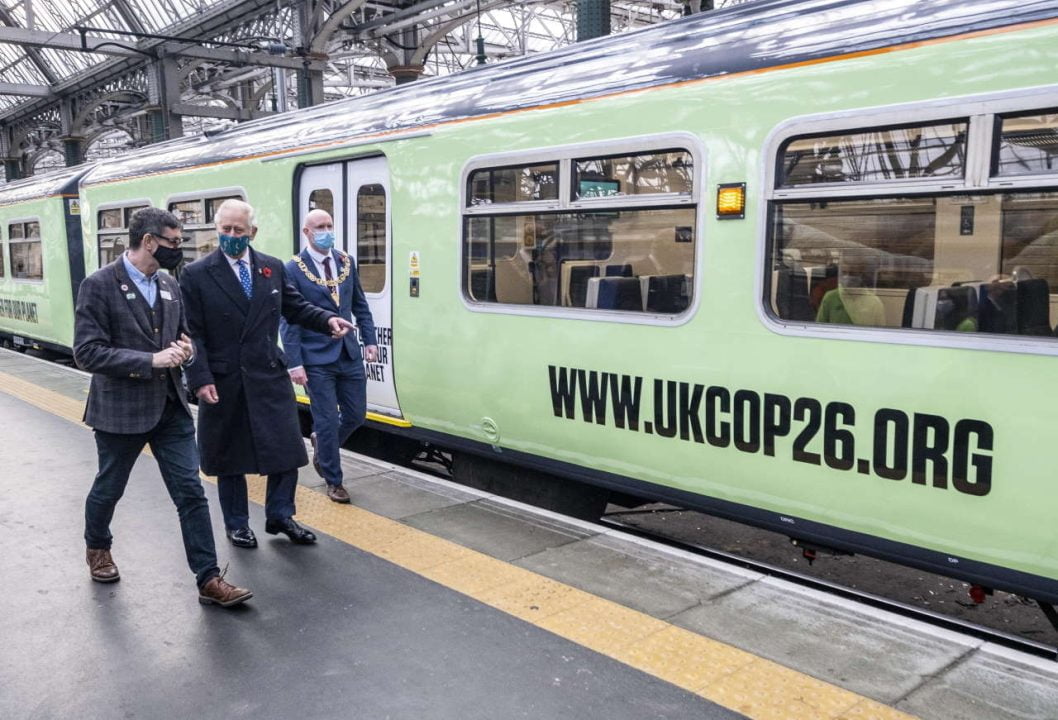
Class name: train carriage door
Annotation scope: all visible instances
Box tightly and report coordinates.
[345,157,401,419]
[297,158,402,421]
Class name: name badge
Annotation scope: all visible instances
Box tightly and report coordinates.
[160,290,173,300]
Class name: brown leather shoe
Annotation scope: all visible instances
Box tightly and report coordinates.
[86,548,120,583]
[327,483,351,504]
[198,575,253,608]
[310,432,323,478]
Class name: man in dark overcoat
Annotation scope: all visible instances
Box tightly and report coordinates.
[281,209,378,504]
[75,207,251,607]
[180,199,353,548]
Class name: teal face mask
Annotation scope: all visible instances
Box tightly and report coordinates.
[313,231,335,250]
[219,234,250,257]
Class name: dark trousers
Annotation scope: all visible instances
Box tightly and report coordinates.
[216,470,298,530]
[305,350,367,487]
[85,400,220,588]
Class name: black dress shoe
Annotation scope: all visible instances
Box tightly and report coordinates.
[309,432,323,478]
[265,518,317,545]
[226,527,258,548]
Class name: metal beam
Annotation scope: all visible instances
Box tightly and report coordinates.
[0,82,51,98]
[0,27,326,71]
[171,102,273,121]
[0,5,59,84]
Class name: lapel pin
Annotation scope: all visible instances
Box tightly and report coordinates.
[120,284,129,291]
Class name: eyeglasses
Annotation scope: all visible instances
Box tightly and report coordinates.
[149,233,186,246]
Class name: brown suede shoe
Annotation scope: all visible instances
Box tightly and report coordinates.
[326,483,351,504]
[86,548,120,583]
[198,575,253,608]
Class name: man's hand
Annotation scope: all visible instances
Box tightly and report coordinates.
[289,367,308,386]
[196,384,219,404]
[176,333,194,364]
[364,345,379,363]
[152,343,190,368]
[328,317,355,338]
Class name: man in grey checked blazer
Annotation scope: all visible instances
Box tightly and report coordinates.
[74,207,251,607]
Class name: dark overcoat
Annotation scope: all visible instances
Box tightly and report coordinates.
[74,258,191,434]
[180,247,334,475]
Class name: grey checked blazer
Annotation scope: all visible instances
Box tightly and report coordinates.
[74,258,192,434]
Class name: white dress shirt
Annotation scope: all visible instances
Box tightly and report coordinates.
[225,248,251,279]
[304,244,335,279]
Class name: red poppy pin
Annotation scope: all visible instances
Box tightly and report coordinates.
[260,266,272,278]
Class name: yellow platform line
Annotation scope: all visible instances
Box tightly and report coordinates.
[0,369,916,720]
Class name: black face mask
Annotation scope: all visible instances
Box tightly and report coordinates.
[152,244,184,271]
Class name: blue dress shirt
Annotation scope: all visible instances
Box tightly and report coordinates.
[122,253,157,307]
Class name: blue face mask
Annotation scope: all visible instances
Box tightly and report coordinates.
[312,230,335,250]
[219,234,251,257]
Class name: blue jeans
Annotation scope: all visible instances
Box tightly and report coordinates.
[305,351,367,487]
[216,470,298,530]
[85,400,220,588]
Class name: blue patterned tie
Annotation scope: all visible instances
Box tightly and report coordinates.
[237,259,253,299]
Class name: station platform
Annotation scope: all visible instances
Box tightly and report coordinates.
[0,348,1056,720]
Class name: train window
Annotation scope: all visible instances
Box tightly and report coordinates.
[99,209,123,230]
[170,192,246,265]
[205,196,242,223]
[778,121,968,187]
[464,208,695,311]
[994,110,1058,177]
[769,191,1058,337]
[468,163,559,206]
[356,184,386,293]
[308,189,334,216]
[168,199,203,225]
[98,204,150,267]
[8,220,43,281]
[572,150,693,200]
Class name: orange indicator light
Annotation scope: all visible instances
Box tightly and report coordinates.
[716,183,746,219]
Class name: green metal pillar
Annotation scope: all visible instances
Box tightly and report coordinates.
[577,0,611,42]
[63,136,84,167]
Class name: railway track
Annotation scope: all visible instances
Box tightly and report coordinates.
[598,514,1058,662]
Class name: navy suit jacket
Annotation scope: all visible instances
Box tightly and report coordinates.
[281,248,377,367]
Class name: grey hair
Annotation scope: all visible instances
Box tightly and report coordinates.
[214,198,256,228]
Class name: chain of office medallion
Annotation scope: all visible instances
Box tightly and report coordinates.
[292,255,351,288]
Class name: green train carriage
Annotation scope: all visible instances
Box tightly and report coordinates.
[6,0,1058,610]
[0,167,86,355]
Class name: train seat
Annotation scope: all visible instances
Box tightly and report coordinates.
[644,274,690,313]
[586,276,643,311]
[1015,278,1052,335]
[567,265,600,307]
[469,267,497,302]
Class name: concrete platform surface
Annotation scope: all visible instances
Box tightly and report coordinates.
[2,348,1057,720]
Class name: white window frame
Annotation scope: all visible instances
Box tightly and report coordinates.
[7,215,44,284]
[95,198,152,268]
[758,85,1058,357]
[459,132,705,326]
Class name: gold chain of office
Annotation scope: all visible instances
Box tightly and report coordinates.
[292,254,351,289]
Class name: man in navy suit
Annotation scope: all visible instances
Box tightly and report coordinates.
[281,209,377,504]
[181,200,354,549]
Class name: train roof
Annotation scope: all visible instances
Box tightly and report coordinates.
[62,0,1058,187]
[0,165,89,208]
